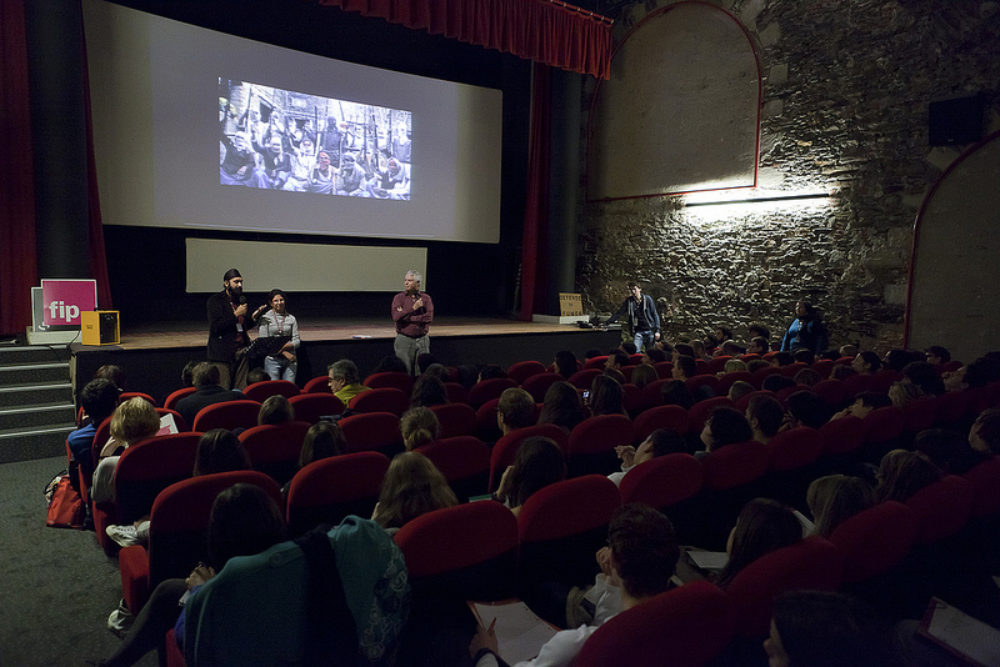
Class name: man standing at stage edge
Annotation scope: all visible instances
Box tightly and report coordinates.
[604,282,661,352]
[392,269,434,375]
[207,268,264,389]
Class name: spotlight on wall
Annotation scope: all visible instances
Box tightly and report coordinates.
[681,189,833,225]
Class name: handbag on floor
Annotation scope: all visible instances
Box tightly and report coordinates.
[44,471,85,529]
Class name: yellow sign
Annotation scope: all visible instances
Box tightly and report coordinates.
[559,293,584,317]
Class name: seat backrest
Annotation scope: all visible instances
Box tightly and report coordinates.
[653,361,673,379]
[905,475,975,543]
[701,440,769,491]
[749,365,782,389]
[619,453,703,510]
[818,415,866,455]
[516,475,621,587]
[285,451,390,536]
[192,399,262,433]
[568,414,633,456]
[964,456,1000,517]
[467,378,517,408]
[363,371,414,394]
[567,414,634,476]
[583,355,609,370]
[443,382,469,404]
[242,380,300,403]
[632,405,689,443]
[734,389,776,413]
[684,374,720,399]
[705,356,731,374]
[418,436,489,501]
[507,360,547,385]
[765,426,824,471]
[489,424,569,491]
[474,397,502,443]
[347,387,409,415]
[394,502,518,601]
[829,501,918,583]
[726,536,844,637]
[812,379,851,409]
[239,421,311,485]
[575,581,735,667]
[148,470,282,587]
[520,372,561,403]
[114,432,200,525]
[428,402,477,438]
[120,391,156,405]
[301,375,332,394]
[567,368,601,390]
[638,378,673,411]
[716,371,754,395]
[870,369,902,394]
[287,393,344,424]
[812,359,835,377]
[863,406,905,444]
[901,396,937,433]
[339,411,402,454]
[686,396,735,435]
[163,386,197,411]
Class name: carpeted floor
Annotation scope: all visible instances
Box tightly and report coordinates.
[0,456,156,666]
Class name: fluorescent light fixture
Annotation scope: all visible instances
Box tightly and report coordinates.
[681,189,833,226]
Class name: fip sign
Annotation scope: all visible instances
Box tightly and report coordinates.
[40,279,97,326]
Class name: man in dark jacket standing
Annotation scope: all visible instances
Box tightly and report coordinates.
[605,283,661,353]
[206,268,264,389]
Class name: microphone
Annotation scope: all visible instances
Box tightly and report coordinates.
[239,296,247,305]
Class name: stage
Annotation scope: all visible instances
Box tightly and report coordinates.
[70,316,620,403]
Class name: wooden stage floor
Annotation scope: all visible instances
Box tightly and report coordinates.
[114,316,597,350]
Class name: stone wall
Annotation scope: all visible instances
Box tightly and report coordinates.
[578,0,1000,352]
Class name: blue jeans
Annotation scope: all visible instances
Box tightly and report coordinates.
[264,355,296,383]
[634,330,655,353]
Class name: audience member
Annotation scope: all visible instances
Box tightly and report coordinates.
[193,429,252,476]
[609,428,687,486]
[747,336,769,356]
[851,351,882,375]
[410,374,449,408]
[806,474,875,538]
[792,349,816,366]
[494,436,566,516]
[888,378,923,408]
[536,381,586,432]
[786,391,829,429]
[553,350,579,378]
[716,498,802,588]
[874,449,943,503]
[829,391,891,420]
[913,428,982,474]
[792,368,821,387]
[969,408,1000,456]
[765,591,893,667]
[174,363,244,429]
[746,394,786,444]
[372,451,458,533]
[98,483,286,666]
[471,503,679,667]
[478,365,507,381]
[497,387,537,435]
[671,355,697,381]
[179,360,199,388]
[94,364,127,393]
[257,394,294,426]
[727,380,756,403]
[297,421,347,469]
[838,344,859,358]
[780,301,828,354]
[722,358,748,375]
[829,363,857,380]
[246,367,270,385]
[400,406,441,450]
[588,374,625,417]
[604,349,630,373]
[660,379,694,410]
[371,354,409,375]
[629,363,657,389]
[771,352,795,367]
[697,407,753,460]
[883,348,918,372]
[923,345,951,365]
[761,374,796,393]
[327,359,370,405]
[91,398,162,504]
[68,378,120,478]
[901,361,945,396]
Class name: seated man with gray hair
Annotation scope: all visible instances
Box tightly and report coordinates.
[327,359,370,405]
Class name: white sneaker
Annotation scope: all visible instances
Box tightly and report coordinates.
[105,524,139,547]
[107,598,133,637]
[134,520,150,543]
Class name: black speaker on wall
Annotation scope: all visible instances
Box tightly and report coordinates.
[928,94,986,146]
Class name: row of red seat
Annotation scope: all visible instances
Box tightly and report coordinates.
[144,449,1000,665]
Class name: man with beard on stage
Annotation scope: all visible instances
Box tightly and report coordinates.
[207,268,265,389]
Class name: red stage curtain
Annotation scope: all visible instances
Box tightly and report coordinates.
[0,0,38,336]
[319,0,613,79]
[519,63,551,321]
